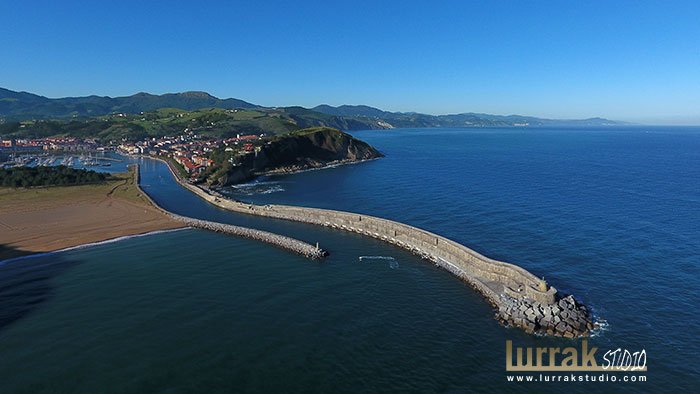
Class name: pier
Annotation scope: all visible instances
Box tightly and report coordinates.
[168,214,328,260]
[156,158,594,337]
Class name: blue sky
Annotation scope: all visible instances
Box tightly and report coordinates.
[1,1,699,124]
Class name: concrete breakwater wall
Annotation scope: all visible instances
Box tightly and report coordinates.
[133,165,327,260]
[156,159,593,337]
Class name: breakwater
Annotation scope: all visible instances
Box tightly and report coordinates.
[156,158,593,337]
[133,164,327,260]
[167,214,328,260]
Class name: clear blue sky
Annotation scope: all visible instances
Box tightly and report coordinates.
[2,0,699,124]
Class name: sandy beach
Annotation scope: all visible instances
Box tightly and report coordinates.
[0,171,183,260]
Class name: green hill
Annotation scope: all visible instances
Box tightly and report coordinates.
[205,127,384,186]
[0,88,257,120]
[0,87,627,132]
[0,107,383,141]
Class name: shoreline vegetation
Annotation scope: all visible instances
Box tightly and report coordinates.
[0,165,109,188]
[0,166,183,260]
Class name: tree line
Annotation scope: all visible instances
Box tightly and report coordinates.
[0,165,108,187]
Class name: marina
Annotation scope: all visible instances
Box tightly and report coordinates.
[0,152,121,170]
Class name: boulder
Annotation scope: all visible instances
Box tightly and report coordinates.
[555,322,569,332]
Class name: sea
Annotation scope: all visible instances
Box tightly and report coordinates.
[0,126,698,393]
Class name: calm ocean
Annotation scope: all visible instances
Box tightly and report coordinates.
[1,127,698,393]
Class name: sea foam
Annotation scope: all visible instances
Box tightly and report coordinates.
[0,228,188,266]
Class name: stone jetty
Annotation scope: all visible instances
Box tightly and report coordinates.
[156,159,594,337]
[496,294,593,338]
[133,165,327,260]
[168,214,328,260]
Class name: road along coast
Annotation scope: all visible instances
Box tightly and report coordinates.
[134,165,327,260]
[156,158,594,337]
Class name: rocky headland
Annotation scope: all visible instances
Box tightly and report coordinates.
[210,127,383,186]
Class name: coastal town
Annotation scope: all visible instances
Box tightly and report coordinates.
[0,131,267,179]
[116,132,265,177]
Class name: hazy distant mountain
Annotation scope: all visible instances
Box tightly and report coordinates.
[311,104,627,127]
[0,88,257,119]
[312,104,391,118]
[0,87,626,128]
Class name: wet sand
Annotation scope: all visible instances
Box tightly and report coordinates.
[0,173,183,260]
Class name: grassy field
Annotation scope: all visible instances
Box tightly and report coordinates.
[0,178,123,211]
[0,167,146,211]
[0,105,368,141]
[96,108,299,139]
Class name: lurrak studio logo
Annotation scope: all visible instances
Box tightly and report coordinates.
[506,340,647,372]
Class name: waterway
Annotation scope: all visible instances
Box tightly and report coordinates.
[1,126,698,392]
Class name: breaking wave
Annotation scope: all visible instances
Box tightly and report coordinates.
[0,228,187,266]
[358,256,396,261]
[358,255,399,269]
[226,181,286,196]
[590,317,610,337]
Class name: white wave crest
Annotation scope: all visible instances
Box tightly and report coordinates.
[226,181,285,195]
[359,255,400,269]
[590,318,610,337]
[0,228,188,266]
[358,256,396,261]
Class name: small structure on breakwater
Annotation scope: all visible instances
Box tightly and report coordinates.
[157,159,595,337]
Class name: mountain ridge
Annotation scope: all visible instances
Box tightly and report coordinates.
[0,88,257,119]
[0,87,627,128]
[310,104,627,127]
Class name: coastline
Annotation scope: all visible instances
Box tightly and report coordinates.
[1,159,329,263]
[133,162,328,260]
[255,157,382,177]
[0,228,187,265]
[0,168,184,261]
[153,155,595,337]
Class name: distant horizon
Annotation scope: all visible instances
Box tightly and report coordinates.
[4,85,700,126]
[5,85,699,126]
[2,1,699,126]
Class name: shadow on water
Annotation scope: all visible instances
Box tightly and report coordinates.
[0,247,80,331]
[0,244,32,261]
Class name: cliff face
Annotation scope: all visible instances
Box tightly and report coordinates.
[213,127,383,186]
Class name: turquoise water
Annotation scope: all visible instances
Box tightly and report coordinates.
[1,127,699,392]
